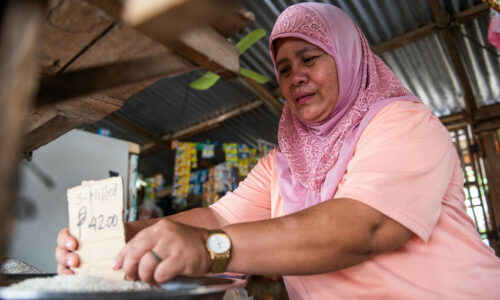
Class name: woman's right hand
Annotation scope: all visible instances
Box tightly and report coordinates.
[55,227,80,275]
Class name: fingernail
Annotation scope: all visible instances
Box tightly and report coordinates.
[111,261,118,270]
[65,240,72,249]
[66,258,73,267]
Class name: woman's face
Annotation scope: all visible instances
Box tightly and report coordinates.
[275,38,339,123]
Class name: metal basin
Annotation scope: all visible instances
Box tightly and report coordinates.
[0,274,245,300]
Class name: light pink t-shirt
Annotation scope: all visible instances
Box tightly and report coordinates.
[210,101,500,299]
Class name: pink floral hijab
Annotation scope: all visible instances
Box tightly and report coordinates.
[270,3,421,214]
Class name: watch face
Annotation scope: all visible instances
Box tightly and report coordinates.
[207,233,231,254]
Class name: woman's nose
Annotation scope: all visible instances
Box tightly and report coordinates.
[291,68,307,86]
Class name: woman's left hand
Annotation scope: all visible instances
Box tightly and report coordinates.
[112,218,210,283]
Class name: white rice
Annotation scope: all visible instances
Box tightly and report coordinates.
[1,258,43,274]
[4,274,157,292]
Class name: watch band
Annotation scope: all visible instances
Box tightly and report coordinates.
[210,251,230,273]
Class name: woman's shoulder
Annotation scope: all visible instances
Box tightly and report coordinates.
[360,100,450,150]
[367,100,444,134]
[375,100,433,121]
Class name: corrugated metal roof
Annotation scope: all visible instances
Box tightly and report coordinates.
[85,0,499,178]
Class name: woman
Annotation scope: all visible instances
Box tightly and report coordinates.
[56,3,500,299]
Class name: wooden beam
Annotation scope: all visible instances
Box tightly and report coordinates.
[440,103,500,131]
[454,3,489,23]
[440,111,466,128]
[371,3,489,55]
[473,103,500,123]
[169,100,264,140]
[140,123,221,155]
[140,100,265,154]
[86,0,254,39]
[106,114,162,144]
[428,0,478,119]
[473,103,500,133]
[171,26,240,78]
[23,115,85,153]
[36,52,198,107]
[209,7,255,37]
[92,0,241,79]
[372,23,439,54]
[0,0,45,261]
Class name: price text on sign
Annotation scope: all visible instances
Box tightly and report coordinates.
[67,177,126,280]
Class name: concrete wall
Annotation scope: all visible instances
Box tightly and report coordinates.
[8,129,131,272]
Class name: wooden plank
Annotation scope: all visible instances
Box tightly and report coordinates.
[140,100,264,154]
[0,0,45,262]
[28,106,59,133]
[66,24,167,70]
[64,24,174,105]
[36,52,198,107]
[54,97,123,122]
[23,115,85,153]
[41,0,114,75]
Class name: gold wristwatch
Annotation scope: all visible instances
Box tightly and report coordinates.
[206,229,232,273]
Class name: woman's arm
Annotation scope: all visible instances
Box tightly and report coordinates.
[225,197,412,275]
[113,196,412,282]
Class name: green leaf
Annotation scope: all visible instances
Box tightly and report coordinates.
[236,28,266,55]
[240,68,269,84]
[189,72,220,90]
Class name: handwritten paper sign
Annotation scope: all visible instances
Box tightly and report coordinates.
[67,177,126,280]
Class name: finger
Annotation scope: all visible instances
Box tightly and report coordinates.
[57,228,69,247]
[115,229,157,273]
[57,228,78,251]
[57,264,74,275]
[120,242,153,281]
[65,253,80,268]
[55,246,68,264]
[154,257,183,284]
[137,249,162,284]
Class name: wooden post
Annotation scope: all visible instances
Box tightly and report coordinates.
[427,0,478,121]
[0,0,46,263]
[477,131,500,254]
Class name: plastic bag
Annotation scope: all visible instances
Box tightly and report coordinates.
[489,9,500,50]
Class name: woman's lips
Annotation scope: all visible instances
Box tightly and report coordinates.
[295,93,315,104]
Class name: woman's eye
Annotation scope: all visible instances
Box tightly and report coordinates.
[304,56,318,64]
[279,67,290,77]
